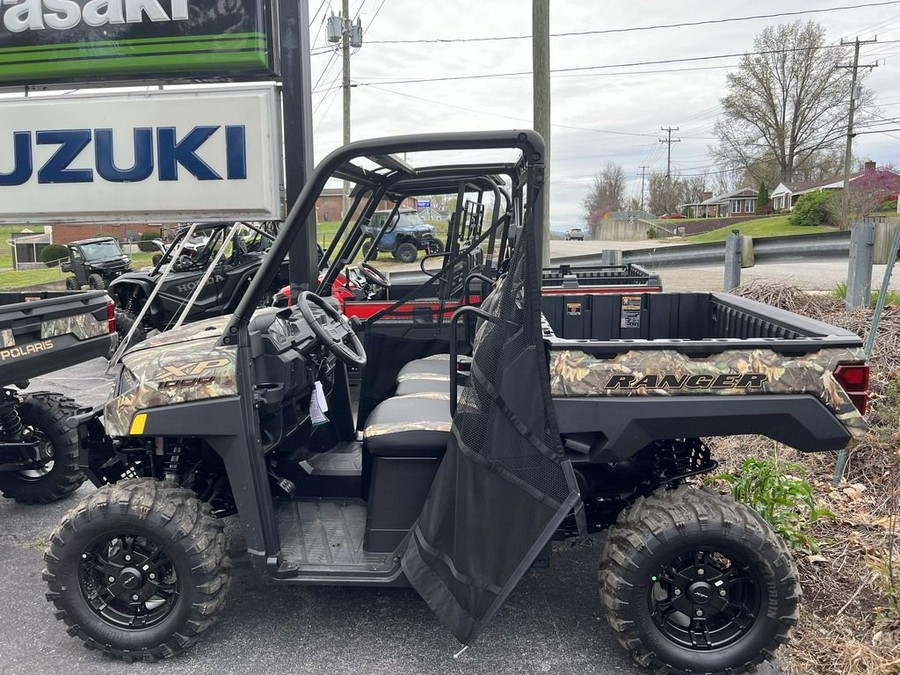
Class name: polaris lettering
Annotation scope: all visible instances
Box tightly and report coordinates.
[0,125,248,186]
[1,0,189,33]
[0,339,53,360]
[605,373,768,390]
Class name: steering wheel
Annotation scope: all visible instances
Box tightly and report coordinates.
[357,262,390,289]
[297,291,367,368]
[173,255,196,272]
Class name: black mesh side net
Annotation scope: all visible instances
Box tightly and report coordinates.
[400,194,581,644]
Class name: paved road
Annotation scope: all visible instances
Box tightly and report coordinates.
[0,487,642,675]
[549,239,900,292]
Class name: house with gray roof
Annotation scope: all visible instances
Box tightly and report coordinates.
[682,188,758,219]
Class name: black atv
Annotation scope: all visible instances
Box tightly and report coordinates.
[108,222,289,344]
[61,237,132,290]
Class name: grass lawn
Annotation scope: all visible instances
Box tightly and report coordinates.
[687,216,834,243]
[315,219,452,268]
[0,251,156,291]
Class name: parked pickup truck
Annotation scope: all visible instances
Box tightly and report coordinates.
[0,290,116,504]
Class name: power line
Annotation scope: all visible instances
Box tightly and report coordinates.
[362,1,900,44]
[350,40,900,87]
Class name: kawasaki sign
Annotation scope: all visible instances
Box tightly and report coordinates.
[0,0,275,86]
[0,85,284,223]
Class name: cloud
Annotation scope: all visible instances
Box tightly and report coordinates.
[310,0,900,223]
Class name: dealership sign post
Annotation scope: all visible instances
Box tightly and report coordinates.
[0,0,276,87]
[0,85,284,223]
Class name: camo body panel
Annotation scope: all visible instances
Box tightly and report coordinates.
[104,334,238,437]
[364,420,452,439]
[548,347,868,445]
[41,311,109,341]
[0,329,13,348]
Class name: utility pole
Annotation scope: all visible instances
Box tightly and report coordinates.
[328,2,362,218]
[341,0,351,218]
[659,126,680,213]
[660,127,680,180]
[638,165,648,211]
[839,37,877,228]
[533,0,551,267]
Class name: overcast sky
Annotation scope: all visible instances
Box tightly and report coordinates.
[307,0,900,227]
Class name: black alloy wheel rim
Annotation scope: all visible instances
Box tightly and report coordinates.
[647,547,762,650]
[16,428,54,480]
[78,533,180,629]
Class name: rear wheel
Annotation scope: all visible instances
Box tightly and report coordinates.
[65,276,79,290]
[44,480,231,661]
[0,393,83,504]
[599,486,800,675]
[394,241,418,263]
[88,273,106,290]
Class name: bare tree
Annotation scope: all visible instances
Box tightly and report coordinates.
[681,174,709,205]
[582,163,626,234]
[713,21,866,185]
[647,172,680,215]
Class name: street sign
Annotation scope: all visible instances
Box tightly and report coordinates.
[0,85,284,224]
[0,0,277,88]
[417,200,431,208]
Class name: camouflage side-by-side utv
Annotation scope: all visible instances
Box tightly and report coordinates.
[43,132,868,675]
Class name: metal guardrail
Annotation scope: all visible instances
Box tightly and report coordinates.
[551,231,853,268]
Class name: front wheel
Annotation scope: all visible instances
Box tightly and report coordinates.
[44,480,231,661]
[0,393,83,504]
[599,486,800,675]
[393,241,418,263]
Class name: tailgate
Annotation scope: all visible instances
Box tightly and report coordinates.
[0,290,115,385]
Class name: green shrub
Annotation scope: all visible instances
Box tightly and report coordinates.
[832,281,900,307]
[137,230,162,252]
[646,226,658,239]
[790,191,837,227]
[40,244,68,266]
[714,455,833,553]
[879,198,897,212]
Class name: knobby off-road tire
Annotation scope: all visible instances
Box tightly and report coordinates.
[393,241,418,263]
[88,273,106,290]
[65,276,80,290]
[44,480,232,661]
[599,486,800,675]
[0,393,83,504]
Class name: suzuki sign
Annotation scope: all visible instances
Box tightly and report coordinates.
[0,0,276,87]
[0,85,284,223]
